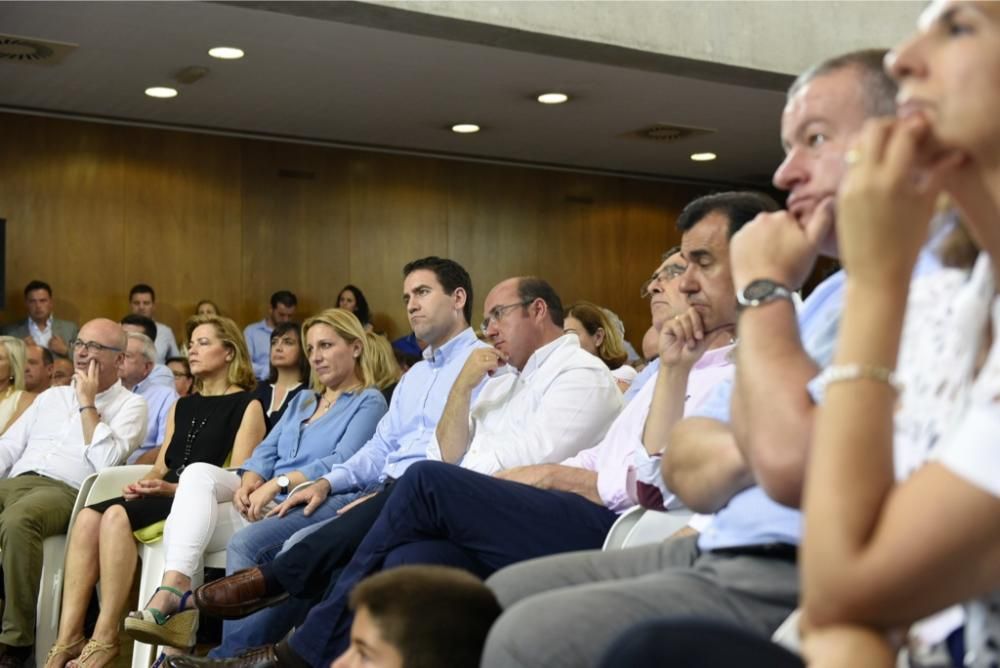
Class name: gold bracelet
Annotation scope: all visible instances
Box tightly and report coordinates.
[814,363,902,395]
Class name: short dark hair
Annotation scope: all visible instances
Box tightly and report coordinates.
[24,280,52,298]
[789,49,897,118]
[267,321,309,385]
[676,191,780,239]
[402,257,474,326]
[41,347,54,366]
[120,314,158,342]
[270,290,298,309]
[516,277,564,328]
[338,285,371,326]
[129,283,156,301]
[349,565,502,668]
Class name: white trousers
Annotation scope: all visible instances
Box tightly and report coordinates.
[162,462,250,576]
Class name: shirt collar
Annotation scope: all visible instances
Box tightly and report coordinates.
[423,327,479,366]
[519,334,575,378]
[694,341,737,369]
[29,315,53,331]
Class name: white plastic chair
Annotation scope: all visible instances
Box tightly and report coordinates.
[601,506,694,551]
[33,465,151,668]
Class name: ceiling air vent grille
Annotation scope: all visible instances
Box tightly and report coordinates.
[622,123,715,144]
[0,34,78,65]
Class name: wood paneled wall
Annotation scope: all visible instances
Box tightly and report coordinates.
[0,113,707,349]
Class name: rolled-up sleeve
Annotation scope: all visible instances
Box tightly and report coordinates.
[84,394,148,471]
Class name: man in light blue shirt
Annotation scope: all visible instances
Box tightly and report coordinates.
[128,284,181,364]
[480,50,926,668]
[118,332,179,465]
[195,257,487,658]
[244,291,298,381]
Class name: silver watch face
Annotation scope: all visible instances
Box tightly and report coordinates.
[277,475,290,488]
[743,279,782,301]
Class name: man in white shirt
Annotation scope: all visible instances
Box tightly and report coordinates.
[0,318,147,664]
[432,276,623,473]
[129,283,181,363]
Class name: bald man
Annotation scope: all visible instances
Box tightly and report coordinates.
[0,318,148,664]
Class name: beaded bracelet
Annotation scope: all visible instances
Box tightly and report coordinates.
[814,363,902,395]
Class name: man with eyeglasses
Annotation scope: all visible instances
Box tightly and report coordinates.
[0,318,147,666]
[623,247,689,402]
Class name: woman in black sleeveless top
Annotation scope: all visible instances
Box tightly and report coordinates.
[47,316,266,668]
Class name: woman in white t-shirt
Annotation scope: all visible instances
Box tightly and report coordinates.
[800,2,1000,666]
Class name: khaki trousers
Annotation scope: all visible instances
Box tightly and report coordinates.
[0,474,77,648]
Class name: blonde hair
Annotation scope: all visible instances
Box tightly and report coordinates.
[366,333,402,391]
[0,336,28,391]
[301,309,377,394]
[565,302,628,370]
[185,315,257,393]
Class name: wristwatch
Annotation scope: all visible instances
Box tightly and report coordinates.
[276,475,291,495]
[737,279,794,310]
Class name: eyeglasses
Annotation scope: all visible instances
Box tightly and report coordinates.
[480,300,533,335]
[640,265,686,298]
[70,339,123,354]
[171,371,192,379]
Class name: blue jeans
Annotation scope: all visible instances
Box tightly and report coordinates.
[209,486,373,658]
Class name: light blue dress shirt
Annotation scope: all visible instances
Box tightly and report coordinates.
[623,358,659,404]
[239,387,388,491]
[322,328,488,492]
[244,319,274,381]
[696,242,944,551]
[127,379,179,463]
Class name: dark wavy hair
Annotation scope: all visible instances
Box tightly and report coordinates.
[338,285,371,326]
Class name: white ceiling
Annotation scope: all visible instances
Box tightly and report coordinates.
[0,1,791,187]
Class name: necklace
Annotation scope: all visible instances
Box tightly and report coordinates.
[175,416,209,476]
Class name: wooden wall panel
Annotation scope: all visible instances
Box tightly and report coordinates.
[348,153,450,337]
[0,114,125,325]
[0,113,709,352]
[240,140,351,328]
[121,127,243,336]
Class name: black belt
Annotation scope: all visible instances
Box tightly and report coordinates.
[709,543,798,562]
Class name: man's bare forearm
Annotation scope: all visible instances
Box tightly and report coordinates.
[540,465,602,506]
[732,301,819,506]
[435,384,474,464]
[664,417,754,513]
[642,363,691,456]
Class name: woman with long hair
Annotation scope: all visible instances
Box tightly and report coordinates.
[0,336,35,435]
[252,321,310,431]
[121,309,389,657]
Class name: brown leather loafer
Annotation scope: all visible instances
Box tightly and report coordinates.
[194,568,289,620]
[165,645,280,668]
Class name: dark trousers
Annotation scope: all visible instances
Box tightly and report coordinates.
[599,618,805,668]
[269,483,396,598]
[287,460,619,667]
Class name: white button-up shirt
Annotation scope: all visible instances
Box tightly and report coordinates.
[0,381,148,488]
[27,316,54,348]
[429,334,623,474]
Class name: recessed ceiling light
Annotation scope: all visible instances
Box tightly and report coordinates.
[209,46,245,60]
[537,92,569,105]
[145,86,178,99]
[690,152,717,162]
[451,123,480,134]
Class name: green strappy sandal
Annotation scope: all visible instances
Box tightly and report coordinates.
[123,585,199,649]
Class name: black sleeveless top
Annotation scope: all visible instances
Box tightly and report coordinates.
[87,391,262,528]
